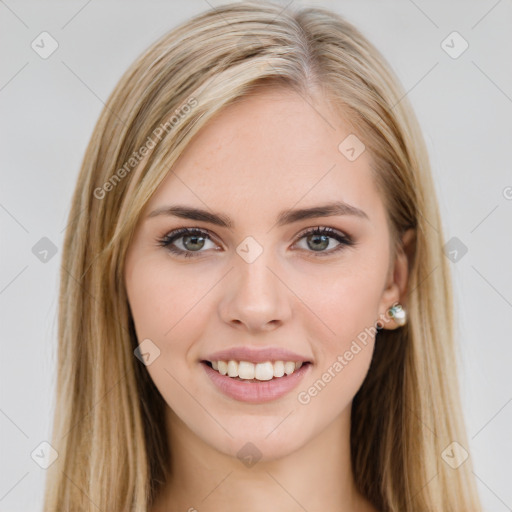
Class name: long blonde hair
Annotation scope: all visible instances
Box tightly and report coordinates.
[43,2,481,510]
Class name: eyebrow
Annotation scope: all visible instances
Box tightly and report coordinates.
[147,201,369,228]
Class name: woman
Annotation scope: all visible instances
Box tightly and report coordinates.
[43,1,482,510]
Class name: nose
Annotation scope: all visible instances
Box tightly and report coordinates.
[218,253,292,333]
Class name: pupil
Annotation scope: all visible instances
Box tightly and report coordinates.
[184,235,205,251]
[309,235,328,251]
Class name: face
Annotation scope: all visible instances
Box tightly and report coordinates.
[124,87,406,462]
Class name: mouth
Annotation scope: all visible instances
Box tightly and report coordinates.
[200,359,312,403]
[201,359,312,382]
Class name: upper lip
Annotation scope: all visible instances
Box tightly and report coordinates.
[203,347,313,364]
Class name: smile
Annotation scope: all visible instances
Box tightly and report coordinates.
[206,359,306,381]
[201,360,312,403]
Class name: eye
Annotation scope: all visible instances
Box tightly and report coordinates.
[158,226,355,259]
[157,228,219,258]
[293,226,354,257]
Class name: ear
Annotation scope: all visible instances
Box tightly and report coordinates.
[377,228,415,330]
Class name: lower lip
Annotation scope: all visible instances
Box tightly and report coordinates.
[201,361,311,403]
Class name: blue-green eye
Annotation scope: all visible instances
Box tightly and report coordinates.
[157,228,217,258]
[294,226,354,255]
[157,226,354,258]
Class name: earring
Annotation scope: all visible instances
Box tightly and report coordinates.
[388,303,407,327]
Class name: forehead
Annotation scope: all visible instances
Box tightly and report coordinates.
[146,87,384,227]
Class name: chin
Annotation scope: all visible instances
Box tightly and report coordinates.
[209,422,310,464]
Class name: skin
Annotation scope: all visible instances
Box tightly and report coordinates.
[124,86,413,512]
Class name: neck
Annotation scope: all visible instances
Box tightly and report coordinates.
[150,406,377,512]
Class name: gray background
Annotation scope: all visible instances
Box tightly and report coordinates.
[1,0,511,510]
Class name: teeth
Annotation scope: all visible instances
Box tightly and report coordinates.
[284,361,295,375]
[254,361,274,381]
[238,361,255,379]
[218,361,228,375]
[227,360,238,377]
[209,359,307,380]
[273,360,285,377]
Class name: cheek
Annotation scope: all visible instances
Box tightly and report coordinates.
[294,281,381,423]
[295,254,388,349]
[327,270,385,343]
[292,253,388,405]
[125,258,211,418]
[126,257,210,341]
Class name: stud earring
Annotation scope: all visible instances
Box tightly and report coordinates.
[388,303,407,327]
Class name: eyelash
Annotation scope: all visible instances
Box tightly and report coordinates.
[156,226,355,259]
